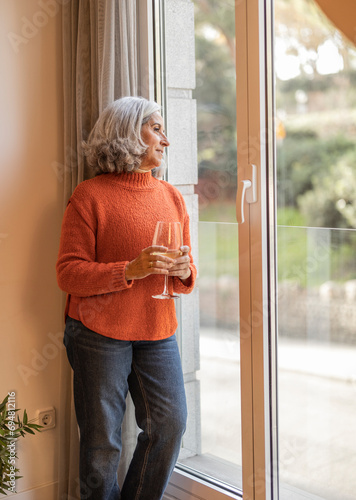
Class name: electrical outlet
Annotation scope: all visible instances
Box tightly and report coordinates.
[36,407,56,431]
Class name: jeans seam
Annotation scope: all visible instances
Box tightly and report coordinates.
[132,362,153,500]
[70,337,90,492]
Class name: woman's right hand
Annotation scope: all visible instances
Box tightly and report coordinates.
[125,246,174,281]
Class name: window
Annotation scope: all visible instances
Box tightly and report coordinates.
[163,0,276,498]
[159,0,356,498]
[176,0,242,492]
[276,1,356,498]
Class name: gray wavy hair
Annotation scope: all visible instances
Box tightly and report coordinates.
[83,96,162,176]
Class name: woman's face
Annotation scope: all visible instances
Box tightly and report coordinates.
[140,112,170,171]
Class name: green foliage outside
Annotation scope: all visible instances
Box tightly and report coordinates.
[199,210,356,288]
[277,132,356,211]
[277,219,356,287]
[194,0,356,285]
[298,151,356,229]
[194,0,237,206]
[198,220,239,279]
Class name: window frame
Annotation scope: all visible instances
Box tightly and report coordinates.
[236,0,278,498]
[152,0,280,497]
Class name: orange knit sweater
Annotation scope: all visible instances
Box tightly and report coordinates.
[56,171,196,340]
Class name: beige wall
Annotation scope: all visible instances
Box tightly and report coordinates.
[0,0,64,496]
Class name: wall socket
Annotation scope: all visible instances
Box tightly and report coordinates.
[36,407,56,431]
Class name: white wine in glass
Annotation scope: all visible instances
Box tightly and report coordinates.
[152,221,182,299]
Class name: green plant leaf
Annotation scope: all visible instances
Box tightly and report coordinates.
[0,396,9,413]
[23,427,35,435]
[26,423,42,431]
[0,397,42,495]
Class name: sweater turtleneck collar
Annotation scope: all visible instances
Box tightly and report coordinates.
[104,170,158,189]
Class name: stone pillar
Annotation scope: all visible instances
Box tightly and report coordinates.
[165,0,201,457]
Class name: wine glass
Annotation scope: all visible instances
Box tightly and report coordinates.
[152,221,183,299]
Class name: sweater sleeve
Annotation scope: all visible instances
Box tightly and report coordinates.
[56,202,133,297]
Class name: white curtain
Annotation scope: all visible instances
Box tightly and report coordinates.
[58,1,139,498]
[61,0,138,204]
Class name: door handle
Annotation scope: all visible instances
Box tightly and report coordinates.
[236,179,252,223]
[236,164,257,223]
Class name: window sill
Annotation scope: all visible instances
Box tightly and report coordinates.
[165,453,328,500]
[165,468,241,500]
[164,454,242,500]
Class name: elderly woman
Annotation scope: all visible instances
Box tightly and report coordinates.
[56,96,197,500]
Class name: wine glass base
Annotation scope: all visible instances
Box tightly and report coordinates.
[152,293,179,300]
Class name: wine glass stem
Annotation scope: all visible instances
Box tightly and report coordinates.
[163,275,170,296]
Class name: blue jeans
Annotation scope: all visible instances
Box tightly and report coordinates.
[64,317,187,500]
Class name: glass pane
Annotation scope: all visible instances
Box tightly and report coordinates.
[194,0,237,224]
[275,1,356,498]
[179,223,241,489]
[198,222,240,462]
[177,0,242,492]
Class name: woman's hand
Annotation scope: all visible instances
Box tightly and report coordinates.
[125,245,191,282]
[168,245,191,282]
[125,245,174,281]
